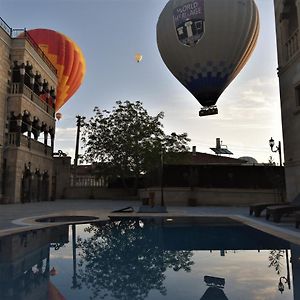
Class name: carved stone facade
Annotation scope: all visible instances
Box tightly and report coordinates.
[0,19,57,203]
[274,0,300,200]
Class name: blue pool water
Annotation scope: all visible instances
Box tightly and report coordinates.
[0,217,299,300]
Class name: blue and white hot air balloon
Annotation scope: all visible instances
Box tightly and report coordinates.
[157,0,259,116]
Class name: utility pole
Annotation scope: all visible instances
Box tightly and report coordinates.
[74,115,85,167]
[73,115,85,187]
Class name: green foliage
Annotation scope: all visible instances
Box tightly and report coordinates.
[81,100,190,187]
[268,249,284,275]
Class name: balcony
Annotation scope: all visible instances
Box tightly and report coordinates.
[7,133,53,157]
[285,29,299,63]
[10,83,55,117]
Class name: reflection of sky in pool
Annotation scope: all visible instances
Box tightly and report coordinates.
[0,217,299,300]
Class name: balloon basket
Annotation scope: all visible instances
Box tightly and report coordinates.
[199,106,218,117]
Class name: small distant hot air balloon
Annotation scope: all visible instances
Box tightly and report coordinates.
[157,0,259,116]
[135,53,143,63]
[26,29,86,111]
[55,112,62,121]
[49,267,58,276]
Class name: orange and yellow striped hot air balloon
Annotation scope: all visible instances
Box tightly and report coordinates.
[26,29,86,111]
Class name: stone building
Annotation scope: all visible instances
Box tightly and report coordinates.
[273,0,300,201]
[0,18,57,203]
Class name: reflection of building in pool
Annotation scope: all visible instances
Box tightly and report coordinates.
[0,226,69,299]
[0,17,57,203]
[273,0,300,201]
[290,244,300,299]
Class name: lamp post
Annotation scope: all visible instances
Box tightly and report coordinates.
[74,115,85,167]
[160,148,164,207]
[278,249,291,293]
[269,137,282,166]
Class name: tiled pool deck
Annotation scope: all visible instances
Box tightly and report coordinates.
[0,199,299,245]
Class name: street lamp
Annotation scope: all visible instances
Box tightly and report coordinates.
[278,249,291,293]
[269,137,282,166]
[160,148,164,207]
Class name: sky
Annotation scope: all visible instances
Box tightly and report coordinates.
[0,0,283,164]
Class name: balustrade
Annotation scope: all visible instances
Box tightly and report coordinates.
[285,29,299,62]
[9,83,55,117]
[6,132,52,156]
[70,176,108,187]
[7,133,17,145]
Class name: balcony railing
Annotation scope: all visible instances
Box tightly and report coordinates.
[1,17,57,74]
[0,16,12,36]
[10,83,55,117]
[70,176,108,187]
[285,29,299,62]
[7,133,52,156]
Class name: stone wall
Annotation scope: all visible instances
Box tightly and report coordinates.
[0,27,12,198]
[0,24,56,203]
[139,187,283,206]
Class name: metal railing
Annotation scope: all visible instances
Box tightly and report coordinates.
[19,31,57,74]
[0,16,12,36]
[0,17,57,74]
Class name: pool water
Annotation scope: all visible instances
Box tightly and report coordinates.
[0,217,299,300]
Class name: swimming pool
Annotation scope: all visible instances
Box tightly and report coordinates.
[0,217,299,300]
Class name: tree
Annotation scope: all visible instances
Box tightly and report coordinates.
[81,100,190,190]
[76,220,194,300]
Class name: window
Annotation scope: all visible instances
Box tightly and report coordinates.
[194,21,203,35]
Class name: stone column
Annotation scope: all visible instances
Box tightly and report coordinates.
[19,62,25,94]
[16,114,22,147]
[27,122,32,149]
[44,130,48,155]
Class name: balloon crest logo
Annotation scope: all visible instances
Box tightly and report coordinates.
[157,0,259,117]
[173,0,205,47]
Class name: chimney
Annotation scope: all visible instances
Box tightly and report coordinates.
[216,138,221,149]
[192,146,196,156]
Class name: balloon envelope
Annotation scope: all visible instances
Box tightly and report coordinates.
[55,112,62,121]
[135,53,143,63]
[27,29,86,111]
[157,0,259,108]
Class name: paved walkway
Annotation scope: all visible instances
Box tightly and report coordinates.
[0,199,299,244]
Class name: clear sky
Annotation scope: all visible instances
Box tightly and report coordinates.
[1,0,283,164]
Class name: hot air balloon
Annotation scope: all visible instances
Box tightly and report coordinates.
[157,0,259,116]
[135,53,143,63]
[26,29,86,111]
[55,112,62,121]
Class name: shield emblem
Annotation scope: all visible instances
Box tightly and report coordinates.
[173,0,205,47]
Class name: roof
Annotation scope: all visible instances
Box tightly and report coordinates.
[72,152,245,175]
[166,152,245,165]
